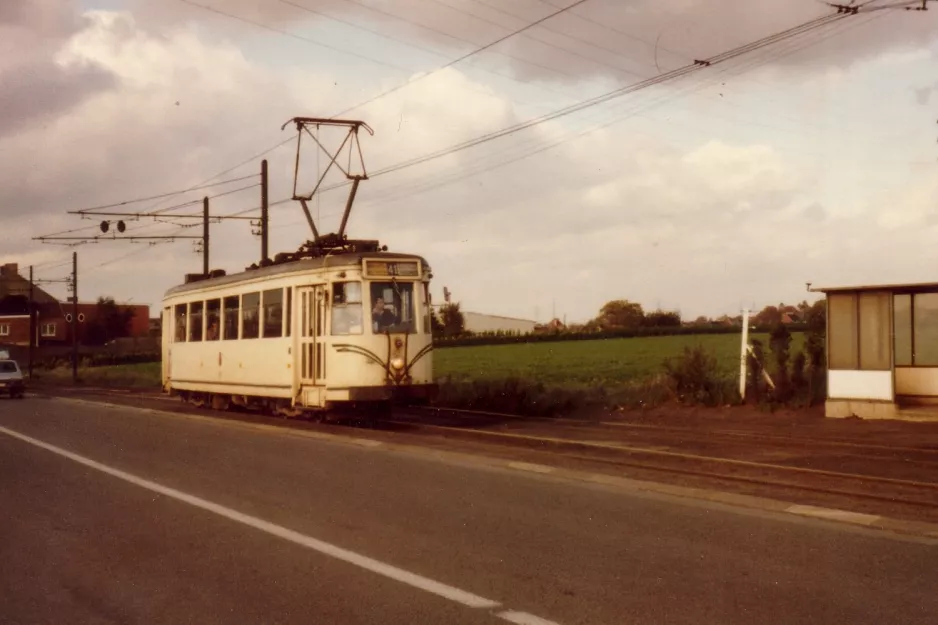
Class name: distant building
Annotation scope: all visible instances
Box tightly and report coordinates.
[534,318,565,333]
[463,311,537,335]
[0,262,149,346]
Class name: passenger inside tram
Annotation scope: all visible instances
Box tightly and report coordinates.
[372,296,396,332]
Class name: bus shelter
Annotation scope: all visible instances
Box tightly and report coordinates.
[816,282,938,420]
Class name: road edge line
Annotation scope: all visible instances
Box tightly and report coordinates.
[44,395,938,542]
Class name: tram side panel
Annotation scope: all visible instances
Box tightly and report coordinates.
[169,338,293,398]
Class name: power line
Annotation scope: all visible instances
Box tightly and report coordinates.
[276,0,578,107]
[262,8,870,226]
[177,0,415,72]
[329,0,595,118]
[367,12,851,179]
[424,0,646,80]
[68,174,257,215]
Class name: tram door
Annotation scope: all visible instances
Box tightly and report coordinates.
[297,286,326,389]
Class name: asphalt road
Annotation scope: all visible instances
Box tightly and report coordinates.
[1,397,936,625]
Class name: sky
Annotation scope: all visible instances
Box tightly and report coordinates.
[1,0,937,323]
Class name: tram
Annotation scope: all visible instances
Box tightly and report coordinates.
[160,236,437,417]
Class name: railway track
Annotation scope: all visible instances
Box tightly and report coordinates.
[48,390,938,514]
[373,407,938,511]
[404,405,938,459]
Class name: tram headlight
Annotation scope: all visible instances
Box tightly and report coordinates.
[391,357,405,371]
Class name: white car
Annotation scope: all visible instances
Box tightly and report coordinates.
[0,359,25,399]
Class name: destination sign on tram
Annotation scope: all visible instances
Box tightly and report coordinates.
[365,260,420,277]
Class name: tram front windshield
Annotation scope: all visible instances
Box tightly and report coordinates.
[370,281,417,334]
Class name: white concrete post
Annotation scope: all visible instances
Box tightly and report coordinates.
[739,309,750,399]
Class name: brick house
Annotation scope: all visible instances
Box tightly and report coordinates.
[0,262,150,346]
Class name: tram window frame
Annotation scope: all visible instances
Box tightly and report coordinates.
[223,296,239,340]
[285,287,292,338]
[241,292,260,339]
[422,282,431,335]
[174,304,187,343]
[189,301,204,342]
[369,281,416,335]
[331,281,363,336]
[262,289,284,338]
[206,299,221,341]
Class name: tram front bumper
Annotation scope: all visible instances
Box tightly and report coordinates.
[342,383,439,403]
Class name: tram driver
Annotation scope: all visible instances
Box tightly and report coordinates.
[372,297,396,332]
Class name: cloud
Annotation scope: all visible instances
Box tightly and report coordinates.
[0,0,116,140]
[126,0,938,85]
[3,1,937,324]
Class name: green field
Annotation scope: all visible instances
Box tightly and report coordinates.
[433,332,804,386]
[38,361,161,387]
[32,332,804,392]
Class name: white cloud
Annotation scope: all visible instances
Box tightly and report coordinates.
[2,0,938,326]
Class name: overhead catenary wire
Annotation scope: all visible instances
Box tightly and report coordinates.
[74,0,926,271]
[70,174,258,215]
[238,9,860,229]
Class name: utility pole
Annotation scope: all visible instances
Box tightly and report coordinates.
[28,265,34,378]
[203,196,210,276]
[71,251,78,383]
[261,159,269,263]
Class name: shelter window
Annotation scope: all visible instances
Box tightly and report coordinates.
[0,324,9,337]
[332,281,363,336]
[894,295,912,366]
[223,296,239,340]
[174,305,187,342]
[206,299,221,341]
[828,292,890,371]
[895,292,938,366]
[370,281,415,335]
[242,292,260,339]
[189,302,204,342]
[262,289,284,338]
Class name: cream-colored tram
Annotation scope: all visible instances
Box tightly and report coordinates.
[160,240,437,417]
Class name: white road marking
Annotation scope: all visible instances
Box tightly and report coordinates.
[508,462,554,474]
[497,610,562,625]
[786,504,881,526]
[0,424,566,623]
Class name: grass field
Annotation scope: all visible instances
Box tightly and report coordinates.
[31,332,805,394]
[38,361,161,387]
[433,332,805,386]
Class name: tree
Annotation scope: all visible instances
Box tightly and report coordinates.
[84,297,135,345]
[769,322,793,401]
[597,300,645,329]
[754,305,782,327]
[644,310,682,328]
[439,302,465,337]
[429,308,445,337]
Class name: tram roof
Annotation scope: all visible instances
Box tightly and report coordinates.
[163,251,428,298]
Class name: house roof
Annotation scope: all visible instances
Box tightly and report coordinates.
[811,281,938,294]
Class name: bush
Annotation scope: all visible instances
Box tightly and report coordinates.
[434,325,810,349]
[663,345,737,407]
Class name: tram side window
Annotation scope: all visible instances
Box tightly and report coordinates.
[206,299,220,341]
[242,292,260,339]
[332,281,363,336]
[422,282,431,335]
[262,289,283,338]
[189,302,204,341]
[174,304,187,342]
[370,281,416,334]
[285,288,292,338]
[223,296,239,340]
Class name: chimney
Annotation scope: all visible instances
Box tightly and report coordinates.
[0,263,18,278]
